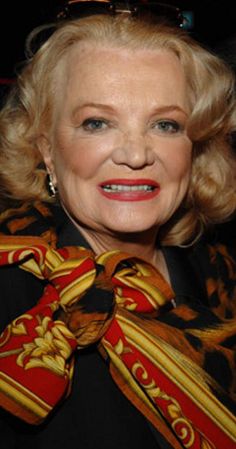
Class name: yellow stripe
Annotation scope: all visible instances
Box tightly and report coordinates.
[0,372,51,418]
[49,258,88,280]
[20,263,45,279]
[115,274,166,307]
[1,247,46,278]
[45,248,65,271]
[135,262,153,276]
[0,243,33,250]
[59,269,96,306]
[96,250,120,265]
[117,314,236,440]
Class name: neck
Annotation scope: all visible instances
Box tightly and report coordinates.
[73,222,170,282]
[77,222,157,256]
[63,208,170,282]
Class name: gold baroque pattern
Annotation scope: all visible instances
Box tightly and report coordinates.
[0,311,74,377]
[16,316,73,376]
[115,338,215,449]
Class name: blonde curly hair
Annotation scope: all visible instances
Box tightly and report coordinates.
[0,15,236,245]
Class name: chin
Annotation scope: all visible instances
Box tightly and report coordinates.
[106,221,157,235]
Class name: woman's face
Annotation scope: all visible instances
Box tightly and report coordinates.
[42,43,192,236]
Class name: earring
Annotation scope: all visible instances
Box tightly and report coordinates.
[47,173,57,197]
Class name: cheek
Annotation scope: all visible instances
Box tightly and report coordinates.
[177,156,191,182]
[53,142,96,181]
[53,131,112,181]
[164,146,192,184]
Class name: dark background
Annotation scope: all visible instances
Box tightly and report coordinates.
[1,0,236,78]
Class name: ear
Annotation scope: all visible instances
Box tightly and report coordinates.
[37,135,57,185]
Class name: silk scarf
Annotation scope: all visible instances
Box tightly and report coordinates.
[0,202,235,449]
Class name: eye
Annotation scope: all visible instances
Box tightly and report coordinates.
[151,120,182,134]
[81,118,109,132]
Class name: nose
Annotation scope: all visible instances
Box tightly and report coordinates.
[112,131,155,169]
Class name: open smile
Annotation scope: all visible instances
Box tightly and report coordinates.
[99,179,160,201]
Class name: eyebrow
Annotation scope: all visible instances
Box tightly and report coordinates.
[72,102,188,118]
[72,102,115,118]
[150,105,189,117]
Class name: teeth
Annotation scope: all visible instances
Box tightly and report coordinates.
[102,184,154,192]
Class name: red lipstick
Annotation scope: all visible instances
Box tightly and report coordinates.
[98,178,160,201]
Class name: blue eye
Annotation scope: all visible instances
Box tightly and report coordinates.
[82,118,108,132]
[152,120,181,134]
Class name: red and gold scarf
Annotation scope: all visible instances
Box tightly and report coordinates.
[0,202,235,449]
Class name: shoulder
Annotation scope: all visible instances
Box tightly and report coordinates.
[187,237,236,319]
[0,200,66,240]
[0,201,65,331]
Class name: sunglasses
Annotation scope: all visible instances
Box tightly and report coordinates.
[25,1,189,58]
[56,1,187,28]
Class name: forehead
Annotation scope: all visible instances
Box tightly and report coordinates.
[54,42,189,111]
[63,41,183,77]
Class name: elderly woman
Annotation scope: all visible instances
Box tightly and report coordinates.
[0,3,235,449]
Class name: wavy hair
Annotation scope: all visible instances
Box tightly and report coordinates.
[0,15,236,245]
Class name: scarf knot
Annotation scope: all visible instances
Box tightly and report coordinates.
[0,238,173,347]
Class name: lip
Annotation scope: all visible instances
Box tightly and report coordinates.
[98,178,160,202]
